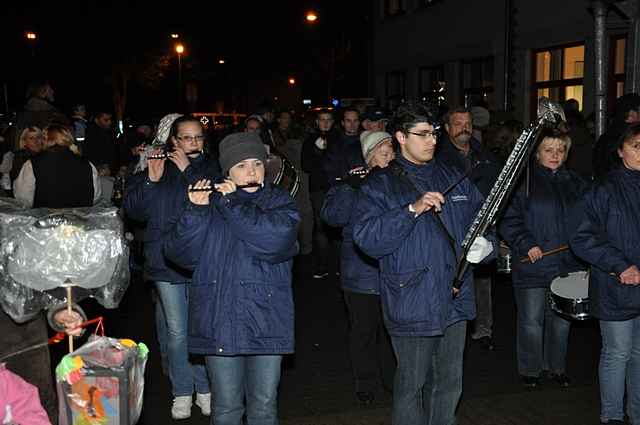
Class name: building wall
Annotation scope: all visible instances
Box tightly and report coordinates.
[372,0,600,122]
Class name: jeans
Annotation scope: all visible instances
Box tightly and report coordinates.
[310,191,330,273]
[206,355,282,425]
[513,287,571,377]
[155,281,209,397]
[390,320,467,425]
[471,276,493,339]
[599,317,640,424]
[344,291,395,393]
[153,287,169,376]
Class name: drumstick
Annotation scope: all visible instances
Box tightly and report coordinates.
[520,244,569,263]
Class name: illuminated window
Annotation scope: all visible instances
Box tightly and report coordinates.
[532,44,584,111]
[610,35,626,105]
[462,57,495,109]
[419,65,446,105]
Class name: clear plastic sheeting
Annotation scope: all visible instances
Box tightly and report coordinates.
[0,199,130,323]
[56,336,149,425]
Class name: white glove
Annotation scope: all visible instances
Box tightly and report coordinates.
[466,236,493,264]
[314,137,327,150]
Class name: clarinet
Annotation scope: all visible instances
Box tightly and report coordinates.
[451,98,566,292]
[188,182,261,192]
[148,150,203,160]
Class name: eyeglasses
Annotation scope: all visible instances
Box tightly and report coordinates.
[176,135,206,143]
[407,131,437,139]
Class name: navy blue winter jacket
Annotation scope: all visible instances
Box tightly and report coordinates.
[164,183,300,355]
[123,155,220,282]
[570,167,640,321]
[353,156,489,337]
[321,183,380,295]
[499,164,589,289]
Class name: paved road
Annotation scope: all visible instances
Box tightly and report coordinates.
[59,260,604,425]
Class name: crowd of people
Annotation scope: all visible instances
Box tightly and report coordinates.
[0,77,640,425]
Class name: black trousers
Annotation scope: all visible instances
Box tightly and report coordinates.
[343,290,395,393]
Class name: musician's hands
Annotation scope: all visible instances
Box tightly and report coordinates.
[188,179,213,205]
[168,146,190,172]
[344,167,366,189]
[527,246,544,263]
[466,236,493,264]
[411,192,445,215]
[314,137,327,150]
[148,148,165,182]
[214,179,237,196]
[619,265,640,285]
[53,309,84,337]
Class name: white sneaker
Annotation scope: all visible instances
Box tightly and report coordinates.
[195,392,211,416]
[171,395,192,420]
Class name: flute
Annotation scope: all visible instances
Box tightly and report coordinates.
[188,182,262,192]
[148,150,202,160]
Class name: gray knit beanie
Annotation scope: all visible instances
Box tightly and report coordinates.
[218,132,268,174]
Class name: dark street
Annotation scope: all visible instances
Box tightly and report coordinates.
[63,259,604,425]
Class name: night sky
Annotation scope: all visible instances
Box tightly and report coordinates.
[1,1,370,121]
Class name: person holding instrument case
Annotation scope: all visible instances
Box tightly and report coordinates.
[499,128,588,390]
[165,132,300,425]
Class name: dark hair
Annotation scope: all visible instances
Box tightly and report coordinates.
[168,115,203,140]
[616,122,640,151]
[390,103,440,134]
[25,80,50,99]
[443,106,471,125]
[315,108,334,119]
[341,107,360,121]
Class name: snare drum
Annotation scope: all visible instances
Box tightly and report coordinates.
[549,272,590,320]
[265,153,300,198]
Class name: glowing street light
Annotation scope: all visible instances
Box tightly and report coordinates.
[218,58,225,64]
[175,44,185,54]
[26,32,37,40]
[170,33,179,39]
[288,77,296,85]
[305,11,318,23]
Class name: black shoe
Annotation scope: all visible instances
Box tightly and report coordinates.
[476,336,495,351]
[356,391,374,405]
[549,372,570,387]
[521,375,539,388]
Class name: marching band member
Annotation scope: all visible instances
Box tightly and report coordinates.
[499,130,588,389]
[571,123,640,425]
[352,104,494,425]
[164,132,299,425]
[321,131,396,405]
[124,114,217,419]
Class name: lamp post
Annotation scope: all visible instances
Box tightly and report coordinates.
[25,31,37,57]
[175,43,185,109]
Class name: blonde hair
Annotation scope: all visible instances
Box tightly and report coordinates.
[536,134,572,163]
[44,125,75,148]
[17,126,43,151]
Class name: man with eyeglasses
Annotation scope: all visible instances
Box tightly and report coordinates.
[437,106,500,352]
[353,103,494,425]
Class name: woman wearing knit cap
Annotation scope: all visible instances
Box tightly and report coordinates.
[321,131,395,405]
[164,132,300,425]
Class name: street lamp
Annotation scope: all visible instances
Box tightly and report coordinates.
[305,11,318,23]
[218,58,225,64]
[288,77,296,85]
[175,44,185,108]
[26,32,37,40]
[170,33,179,39]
